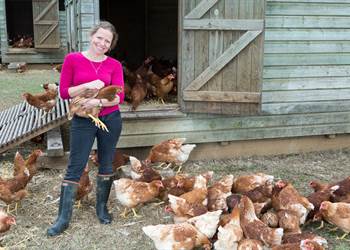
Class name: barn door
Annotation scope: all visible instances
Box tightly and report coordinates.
[65,0,79,51]
[32,0,60,49]
[180,0,265,115]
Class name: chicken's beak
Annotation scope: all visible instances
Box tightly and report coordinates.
[10,218,16,225]
[164,205,172,213]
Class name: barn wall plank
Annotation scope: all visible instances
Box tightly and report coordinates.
[262,89,350,103]
[264,53,350,66]
[262,101,350,114]
[121,111,350,135]
[266,16,350,28]
[264,41,350,54]
[263,77,350,91]
[265,29,350,41]
[118,115,350,147]
[266,2,350,16]
[264,65,350,79]
[261,0,350,117]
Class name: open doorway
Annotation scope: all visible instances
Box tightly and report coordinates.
[5,0,65,50]
[5,0,34,49]
[100,0,178,107]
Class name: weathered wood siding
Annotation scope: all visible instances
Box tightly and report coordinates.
[80,0,99,51]
[180,0,265,115]
[0,0,66,63]
[59,11,67,49]
[262,0,350,114]
[0,0,8,58]
[117,0,350,149]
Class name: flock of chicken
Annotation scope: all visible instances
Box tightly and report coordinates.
[53,55,178,112]
[130,164,350,250]
[10,35,33,49]
[0,136,349,250]
[0,150,42,233]
[122,56,177,110]
[0,138,195,233]
[9,65,350,248]
[22,56,177,131]
[91,138,350,250]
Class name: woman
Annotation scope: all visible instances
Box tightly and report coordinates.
[47,21,124,236]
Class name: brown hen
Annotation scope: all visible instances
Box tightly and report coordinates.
[69,85,123,131]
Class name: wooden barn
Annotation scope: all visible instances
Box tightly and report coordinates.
[0,0,67,63]
[1,0,350,158]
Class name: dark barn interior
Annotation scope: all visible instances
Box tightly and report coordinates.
[5,0,65,48]
[5,0,34,46]
[99,0,178,69]
[100,0,179,107]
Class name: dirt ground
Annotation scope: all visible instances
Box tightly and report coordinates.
[0,140,349,250]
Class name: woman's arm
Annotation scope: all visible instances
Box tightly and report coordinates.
[81,95,120,109]
[67,80,104,98]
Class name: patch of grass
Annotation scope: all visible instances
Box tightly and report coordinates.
[0,69,59,111]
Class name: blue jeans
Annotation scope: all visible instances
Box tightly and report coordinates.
[64,110,122,182]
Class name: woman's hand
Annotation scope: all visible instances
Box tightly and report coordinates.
[84,80,104,90]
[81,98,100,109]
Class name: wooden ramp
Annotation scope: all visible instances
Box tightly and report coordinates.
[0,98,70,153]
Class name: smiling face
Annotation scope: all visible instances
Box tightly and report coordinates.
[90,27,113,56]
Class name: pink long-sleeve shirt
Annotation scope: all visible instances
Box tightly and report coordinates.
[59,52,125,117]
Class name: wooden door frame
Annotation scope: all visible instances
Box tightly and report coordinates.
[179,0,263,105]
[0,0,9,55]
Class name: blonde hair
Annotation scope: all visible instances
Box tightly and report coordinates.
[90,21,118,50]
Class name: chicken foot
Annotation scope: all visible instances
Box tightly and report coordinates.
[88,114,109,132]
[7,202,19,215]
[41,109,55,119]
[316,220,324,230]
[120,207,142,218]
[120,207,129,218]
[131,208,142,218]
[160,163,172,170]
[74,200,82,209]
[336,232,349,241]
[175,165,183,174]
[328,226,339,232]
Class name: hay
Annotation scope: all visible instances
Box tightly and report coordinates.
[0,142,350,249]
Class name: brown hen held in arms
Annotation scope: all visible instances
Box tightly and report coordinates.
[69,85,123,132]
